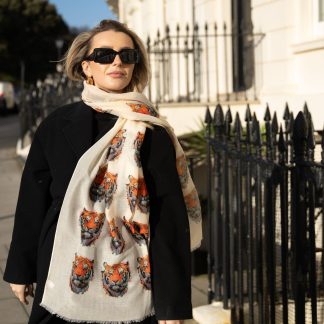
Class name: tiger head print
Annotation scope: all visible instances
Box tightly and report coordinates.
[138,177,149,213]
[89,164,107,202]
[104,172,118,207]
[126,175,150,214]
[108,218,125,255]
[70,254,94,294]
[127,103,159,117]
[137,255,151,290]
[126,175,138,214]
[184,189,202,223]
[80,208,105,246]
[176,155,189,188]
[133,131,145,167]
[107,129,126,161]
[101,261,130,297]
[123,216,149,245]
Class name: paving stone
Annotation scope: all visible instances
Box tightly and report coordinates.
[0,298,29,323]
[0,273,14,300]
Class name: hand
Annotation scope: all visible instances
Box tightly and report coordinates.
[158,321,184,324]
[9,283,34,305]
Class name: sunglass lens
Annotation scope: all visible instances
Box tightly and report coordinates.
[91,48,139,64]
[120,50,138,64]
[94,49,116,63]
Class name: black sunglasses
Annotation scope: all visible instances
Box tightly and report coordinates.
[85,48,140,64]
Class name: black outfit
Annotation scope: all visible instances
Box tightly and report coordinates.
[3,101,192,324]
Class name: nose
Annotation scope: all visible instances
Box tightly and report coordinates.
[112,53,122,66]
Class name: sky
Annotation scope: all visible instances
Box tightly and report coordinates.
[49,0,116,29]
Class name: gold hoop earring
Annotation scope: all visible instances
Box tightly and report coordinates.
[86,76,94,85]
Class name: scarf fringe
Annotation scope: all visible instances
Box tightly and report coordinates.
[40,302,156,324]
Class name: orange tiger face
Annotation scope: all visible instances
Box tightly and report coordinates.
[137,255,151,290]
[176,155,189,188]
[133,131,145,167]
[107,129,126,161]
[108,218,125,255]
[127,103,159,117]
[89,164,107,202]
[138,178,149,213]
[104,172,118,206]
[123,216,149,245]
[70,254,94,294]
[80,208,105,246]
[126,175,138,214]
[184,189,201,223]
[126,175,150,214]
[101,261,130,297]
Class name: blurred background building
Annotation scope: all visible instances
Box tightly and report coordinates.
[108,0,324,131]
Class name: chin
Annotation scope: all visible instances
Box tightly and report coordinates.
[100,83,130,93]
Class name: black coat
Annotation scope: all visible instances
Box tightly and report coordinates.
[3,101,192,323]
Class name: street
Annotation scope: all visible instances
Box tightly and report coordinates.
[0,114,33,323]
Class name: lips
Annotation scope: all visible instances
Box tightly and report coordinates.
[108,71,125,78]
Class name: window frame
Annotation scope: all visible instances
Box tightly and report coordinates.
[313,0,324,36]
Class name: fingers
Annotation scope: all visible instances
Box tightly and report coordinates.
[9,283,34,305]
[27,284,35,298]
[10,283,27,305]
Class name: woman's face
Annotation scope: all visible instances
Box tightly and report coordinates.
[82,30,136,93]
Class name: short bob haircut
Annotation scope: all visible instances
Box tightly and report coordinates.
[64,20,150,93]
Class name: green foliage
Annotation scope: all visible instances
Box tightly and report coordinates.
[0,0,70,83]
[179,120,209,166]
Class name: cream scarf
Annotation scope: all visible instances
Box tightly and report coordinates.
[40,82,202,323]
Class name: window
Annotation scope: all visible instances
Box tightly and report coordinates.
[314,0,324,36]
[320,0,324,21]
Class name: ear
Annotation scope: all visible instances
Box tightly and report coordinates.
[81,60,92,78]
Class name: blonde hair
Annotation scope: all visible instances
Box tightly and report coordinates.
[64,20,150,93]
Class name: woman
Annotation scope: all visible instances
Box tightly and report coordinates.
[3,20,202,324]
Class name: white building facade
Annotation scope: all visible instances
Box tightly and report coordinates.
[109,0,324,132]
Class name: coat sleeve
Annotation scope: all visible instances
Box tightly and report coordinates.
[141,126,193,321]
[3,125,52,284]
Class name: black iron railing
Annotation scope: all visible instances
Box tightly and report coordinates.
[205,103,324,323]
[147,22,264,105]
[19,72,82,147]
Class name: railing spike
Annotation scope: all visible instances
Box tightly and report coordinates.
[264,103,271,121]
[287,112,295,134]
[253,121,262,147]
[166,24,170,34]
[272,111,278,134]
[303,102,309,115]
[204,106,212,124]
[214,103,224,126]
[292,112,308,160]
[252,112,258,132]
[307,115,315,151]
[245,103,252,121]
[205,22,208,31]
[214,22,218,31]
[283,102,290,120]
[278,125,287,153]
[195,23,199,32]
[234,112,242,138]
[225,106,232,124]
[176,24,180,32]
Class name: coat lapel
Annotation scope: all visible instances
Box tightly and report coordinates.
[62,102,94,161]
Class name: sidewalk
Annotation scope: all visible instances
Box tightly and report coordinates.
[0,114,207,323]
